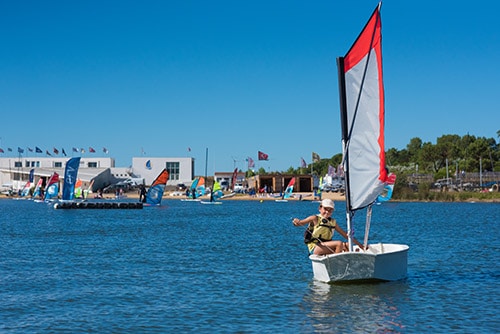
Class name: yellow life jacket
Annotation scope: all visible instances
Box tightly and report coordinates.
[304,215,337,244]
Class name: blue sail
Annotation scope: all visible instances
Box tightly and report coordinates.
[189,178,200,199]
[62,157,81,200]
[145,169,169,206]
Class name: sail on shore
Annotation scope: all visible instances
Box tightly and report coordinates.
[339,3,387,211]
[283,178,295,199]
[20,169,35,197]
[32,178,43,198]
[74,179,83,199]
[44,172,60,200]
[145,169,169,205]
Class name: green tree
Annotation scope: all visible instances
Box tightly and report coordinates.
[406,137,422,162]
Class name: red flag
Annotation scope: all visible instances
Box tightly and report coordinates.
[0,148,4,153]
[53,147,59,155]
[89,147,96,153]
[258,151,268,161]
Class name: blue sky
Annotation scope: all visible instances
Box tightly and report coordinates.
[0,1,498,176]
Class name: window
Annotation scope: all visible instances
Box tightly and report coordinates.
[54,162,62,168]
[88,162,98,168]
[166,162,180,180]
[14,161,22,168]
[25,161,30,167]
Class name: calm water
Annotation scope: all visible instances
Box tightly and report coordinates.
[1,199,498,333]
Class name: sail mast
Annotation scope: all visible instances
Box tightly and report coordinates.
[337,56,354,251]
[337,2,384,251]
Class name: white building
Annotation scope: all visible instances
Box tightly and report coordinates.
[0,155,194,193]
[131,157,194,186]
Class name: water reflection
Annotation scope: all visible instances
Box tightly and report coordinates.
[302,280,408,333]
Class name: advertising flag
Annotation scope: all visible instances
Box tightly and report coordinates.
[312,152,320,162]
[300,157,307,168]
[18,147,24,153]
[62,157,81,200]
[89,147,96,153]
[36,146,42,153]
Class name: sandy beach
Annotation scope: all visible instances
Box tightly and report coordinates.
[161,191,346,202]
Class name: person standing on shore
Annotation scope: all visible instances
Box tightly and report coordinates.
[292,199,365,255]
[139,184,146,202]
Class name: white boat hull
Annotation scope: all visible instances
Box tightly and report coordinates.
[309,243,409,283]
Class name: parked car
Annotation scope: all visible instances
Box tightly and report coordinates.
[233,183,244,193]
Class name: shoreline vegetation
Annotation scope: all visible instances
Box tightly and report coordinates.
[2,190,498,203]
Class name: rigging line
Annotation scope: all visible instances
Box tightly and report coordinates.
[345,6,381,156]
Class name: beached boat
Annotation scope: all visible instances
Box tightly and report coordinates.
[309,3,409,283]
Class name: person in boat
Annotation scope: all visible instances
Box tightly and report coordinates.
[292,198,365,255]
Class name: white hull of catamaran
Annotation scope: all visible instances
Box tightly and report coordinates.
[309,243,409,283]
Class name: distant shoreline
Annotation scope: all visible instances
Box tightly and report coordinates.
[3,191,498,203]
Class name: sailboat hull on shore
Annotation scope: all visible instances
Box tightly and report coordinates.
[310,243,408,283]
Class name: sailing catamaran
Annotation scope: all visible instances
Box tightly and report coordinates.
[309,3,408,283]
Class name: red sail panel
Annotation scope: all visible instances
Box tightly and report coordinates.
[342,4,387,210]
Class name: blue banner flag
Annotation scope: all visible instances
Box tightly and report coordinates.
[62,157,81,200]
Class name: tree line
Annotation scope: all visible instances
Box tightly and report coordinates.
[251,132,500,181]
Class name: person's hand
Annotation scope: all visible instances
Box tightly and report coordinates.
[292,218,300,226]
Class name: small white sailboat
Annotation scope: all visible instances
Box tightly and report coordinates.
[309,3,408,283]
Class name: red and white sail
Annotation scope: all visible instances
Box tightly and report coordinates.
[339,3,387,211]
